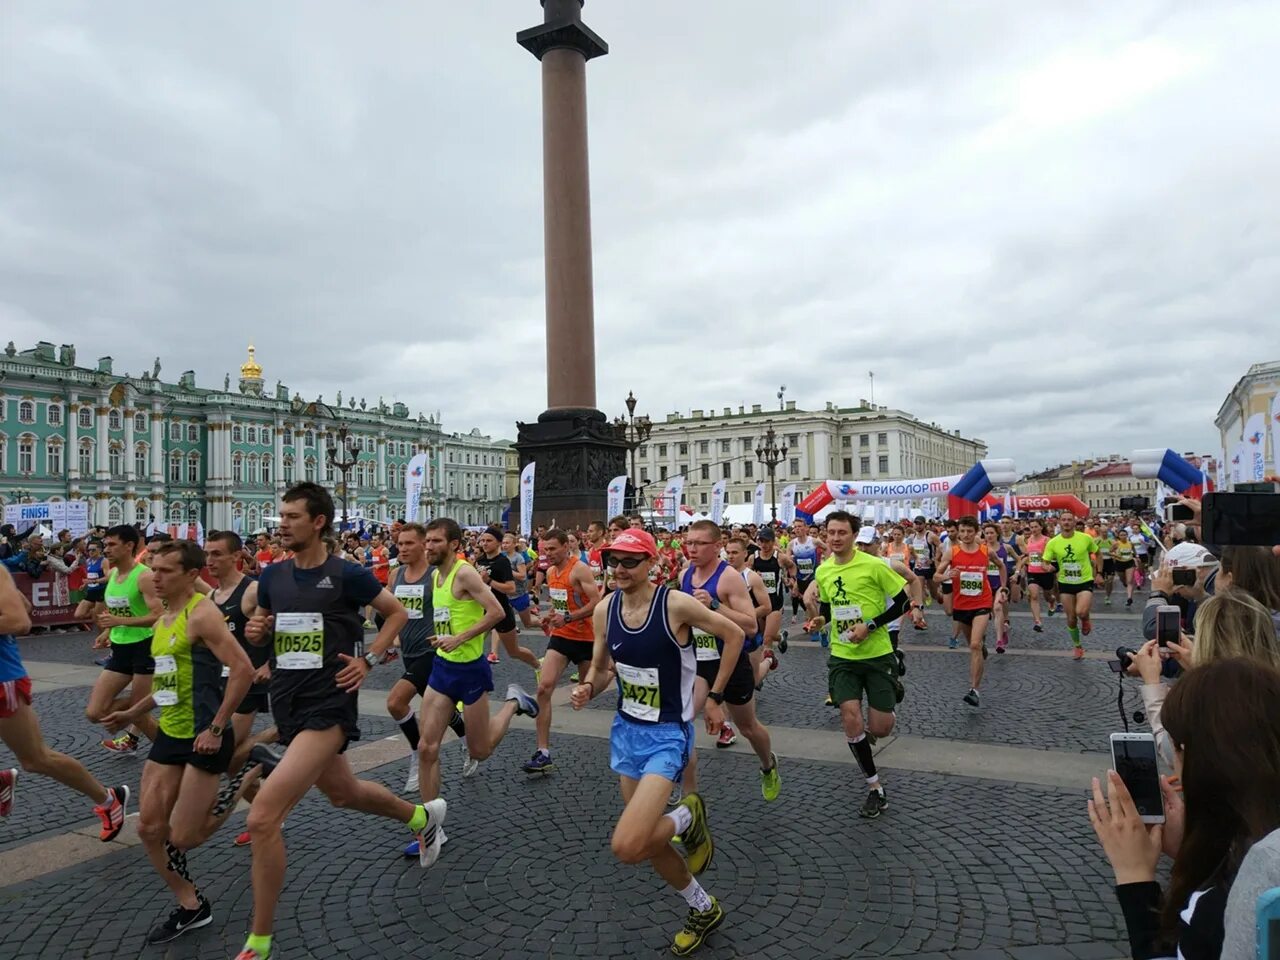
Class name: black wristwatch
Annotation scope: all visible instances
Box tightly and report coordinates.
[363,651,379,669]
[708,691,725,705]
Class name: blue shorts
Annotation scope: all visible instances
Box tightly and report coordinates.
[511,593,532,613]
[609,714,694,784]
[743,632,763,653]
[427,656,494,706]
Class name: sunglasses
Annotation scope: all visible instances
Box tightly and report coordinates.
[603,554,646,569]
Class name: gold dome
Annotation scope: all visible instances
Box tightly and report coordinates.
[240,344,263,379]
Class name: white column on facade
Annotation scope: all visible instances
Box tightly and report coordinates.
[95,396,110,479]
[150,402,164,482]
[123,404,136,482]
[273,415,286,501]
[66,400,80,484]
[376,434,388,520]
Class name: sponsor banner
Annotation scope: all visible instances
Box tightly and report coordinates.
[1272,393,1280,479]
[519,462,535,537]
[710,480,728,525]
[3,500,90,539]
[780,484,797,526]
[752,483,765,525]
[11,570,87,626]
[1244,413,1267,482]
[606,475,627,520]
[404,453,429,522]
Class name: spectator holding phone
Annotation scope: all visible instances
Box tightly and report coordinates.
[1090,658,1280,960]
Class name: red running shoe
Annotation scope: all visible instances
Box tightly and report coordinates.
[0,768,16,817]
[716,723,737,748]
[94,784,130,841]
[234,831,252,846]
[1072,646,1085,661]
[102,733,139,752]
[1081,617,1092,636]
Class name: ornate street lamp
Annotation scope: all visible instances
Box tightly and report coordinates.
[755,424,788,523]
[326,422,361,531]
[612,391,653,514]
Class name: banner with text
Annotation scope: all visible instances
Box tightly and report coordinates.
[661,476,685,525]
[752,483,765,525]
[1231,440,1248,486]
[519,461,535,537]
[1243,413,1267,482]
[780,484,797,526]
[606,475,627,521]
[1272,394,1280,478]
[12,570,86,626]
[4,500,90,539]
[404,453,429,523]
[710,480,728,525]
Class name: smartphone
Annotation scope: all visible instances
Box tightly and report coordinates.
[1164,502,1195,522]
[1155,605,1180,647]
[1109,733,1165,824]
[1201,491,1280,547]
[1258,887,1280,960]
[1170,568,1196,587]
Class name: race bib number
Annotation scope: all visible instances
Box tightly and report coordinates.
[106,595,130,611]
[1062,563,1083,580]
[796,558,815,577]
[433,607,453,636]
[616,663,661,722]
[274,612,324,670]
[832,604,863,645]
[221,664,231,679]
[153,655,179,705]
[959,571,984,597]
[590,563,604,587]
[760,571,777,591]
[987,562,1002,577]
[692,629,720,661]
[550,587,569,614]
[1028,552,1042,565]
[395,584,425,620]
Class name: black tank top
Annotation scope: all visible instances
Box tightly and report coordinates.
[752,553,784,599]
[215,576,270,680]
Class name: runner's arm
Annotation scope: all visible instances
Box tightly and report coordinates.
[573,601,615,708]
[714,570,760,636]
[672,590,745,697]
[366,587,409,661]
[934,546,953,581]
[889,559,923,609]
[190,599,255,735]
[746,571,770,623]
[0,567,32,635]
[565,563,603,624]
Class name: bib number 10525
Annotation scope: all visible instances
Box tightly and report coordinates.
[275,612,324,670]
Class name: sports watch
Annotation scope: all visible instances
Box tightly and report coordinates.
[363,651,379,669]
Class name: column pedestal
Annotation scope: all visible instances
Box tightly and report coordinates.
[515,409,626,531]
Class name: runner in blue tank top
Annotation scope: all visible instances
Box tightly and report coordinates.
[569,529,744,957]
[0,566,130,838]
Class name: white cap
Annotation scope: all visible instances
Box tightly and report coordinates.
[1165,542,1215,567]
[855,527,877,545]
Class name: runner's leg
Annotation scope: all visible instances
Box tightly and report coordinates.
[1,699,111,803]
[137,761,199,908]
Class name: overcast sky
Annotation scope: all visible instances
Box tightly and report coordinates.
[3,1,1275,473]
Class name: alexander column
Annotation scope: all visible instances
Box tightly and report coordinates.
[514,0,626,530]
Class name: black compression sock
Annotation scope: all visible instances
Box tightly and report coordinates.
[396,711,420,751]
[847,734,877,781]
[448,711,467,739]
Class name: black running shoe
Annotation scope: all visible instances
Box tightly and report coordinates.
[147,898,212,944]
[858,788,887,819]
[249,743,286,778]
[963,688,980,707]
[777,631,789,654]
[894,649,906,677]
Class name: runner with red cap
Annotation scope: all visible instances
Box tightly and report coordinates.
[570,527,744,956]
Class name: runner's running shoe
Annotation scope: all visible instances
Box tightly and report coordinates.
[523,750,554,775]
[715,724,736,748]
[102,732,138,753]
[760,753,781,802]
[671,898,725,957]
[1072,646,1085,661]
[233,831,252,846]
[94,784,129,841]
[858,787,888,820]
[415,799,448,868]
[146,898,212,944]
[0,769,15,817]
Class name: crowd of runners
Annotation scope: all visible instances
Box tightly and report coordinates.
[1,482,1188,958]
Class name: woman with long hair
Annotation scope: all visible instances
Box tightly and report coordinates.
[1090,657,1280,959]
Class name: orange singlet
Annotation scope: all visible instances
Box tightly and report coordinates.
[547,556,594,642]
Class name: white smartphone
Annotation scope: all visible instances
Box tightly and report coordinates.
[1109,732,1165,824]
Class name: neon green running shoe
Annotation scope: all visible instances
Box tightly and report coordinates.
[760,753,781,802]
[671,897,725,956]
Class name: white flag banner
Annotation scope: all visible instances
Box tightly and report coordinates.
[519,461,535,537]
[752,483,765,525]
[1243,413,1267,482]
[874,501,887,524]
[404,453,429,523]
[780,484,797,525]
[1231,441,1248,486]
[661,476,685,524]
[606,475,627,520]
[710,480,728,525]
[1271,393,1280,478]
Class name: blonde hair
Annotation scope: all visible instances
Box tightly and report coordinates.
[1192,588,1280,670]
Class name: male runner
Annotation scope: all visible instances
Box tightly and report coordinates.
[525,528,602,774]
[785,521,822,639]
[88,524,163,752]
[475,527,540,672]
[1042,510,1101,660]
[105,541,256,944]
[724,537,775,690]
[801,511,908,818]
[570,529,742,956]
[382,523,465,798]
[680,520,780,800]
[854,527,924,677]
[237,483,446,960]
[0,566,129,836]
[934,517,1000,705]
[412,518,538,861]
[584,520,610,593]
[748,527,794,657]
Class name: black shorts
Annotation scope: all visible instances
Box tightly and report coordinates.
[1057,581,1094,596]
[399,653,436,696]
[104,640,155,677]
[769,595,784,613]
[235,686,270,716]
[83,583,107,604]
[1028,572,1055,592]
[546,635,594,666]
[272,692,360,752]
[913,566,935,581]
[941,580,953,595]
[953,607,992,625]
[694,652,755,706]
[148,729,236,775]
[1101,559,1116,576]
[1114,560,1135,573]
[495,606,517,635]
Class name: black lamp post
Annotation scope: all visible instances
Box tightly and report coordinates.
[755,424,788,523]
[612,390,653,513]
[326,423,360,531]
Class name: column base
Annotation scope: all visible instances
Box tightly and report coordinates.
[513,408,627,531]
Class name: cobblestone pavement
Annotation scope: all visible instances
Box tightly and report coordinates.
[0,729,1128,960]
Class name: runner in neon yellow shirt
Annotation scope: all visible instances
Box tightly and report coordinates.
[1041,512,1101,659]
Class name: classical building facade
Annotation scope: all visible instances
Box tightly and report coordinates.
[1017,462,1091,500]
[634,400,987,510]
[1215,360,1280,479]
[1082,459,1160,513]
[0,340,510,530]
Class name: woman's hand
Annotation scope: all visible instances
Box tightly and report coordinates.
[1088,770,1162,885]
[1159,775,1184,860]
[1132,639,1162,685]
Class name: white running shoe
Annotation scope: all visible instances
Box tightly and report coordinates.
[462,755,480,778]
[416,798,448,869]
[404,755,419,795]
